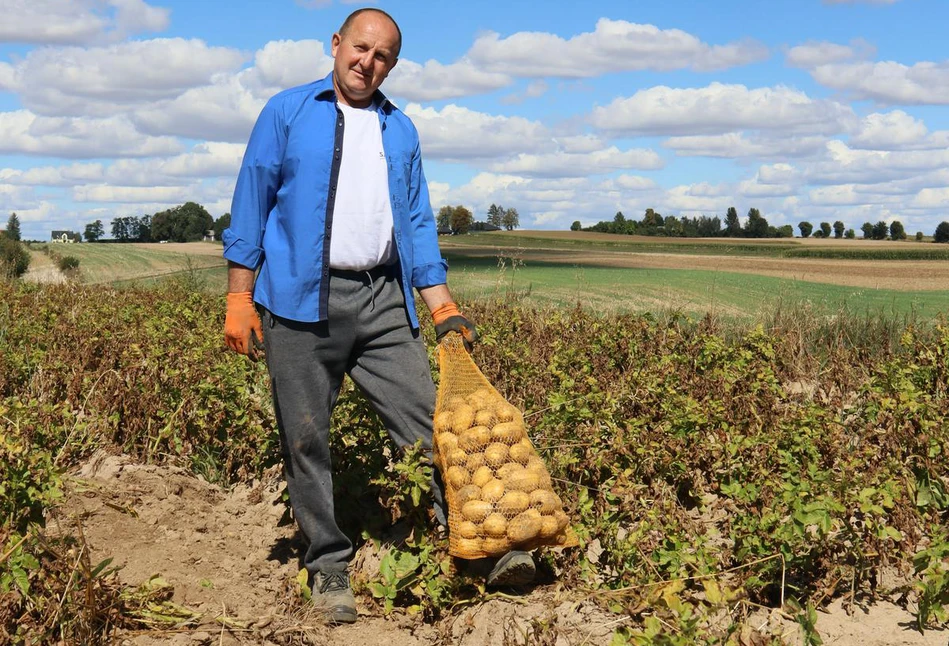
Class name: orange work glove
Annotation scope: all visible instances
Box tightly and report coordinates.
[224,292,264,361]
[431,301,478,351]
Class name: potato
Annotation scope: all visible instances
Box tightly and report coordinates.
[455,484,482,506]
[495,403,518,423]
[526,455,546,471]
[451,404,476,433]
[484,442,509,465]
[490,421,523,444]
[538,515,561,539]
[457,520,480,539]
[504,469,541,493]
[434,410,453,434]
[443,395,466,411]
[471,466,494,488]
[508,440,533,465]
[496,463,524,480]
[454,537,483,553]
[465,451,486,470]
[460,426,490,452]
[437,431,459,454]
[446,466,470,489]
[474,408,496,427]
[480,478,505,502]
[445,448,467,467]
[507,511,543,543]
[530,489,561,514]
[553,510,569,533]
[482,537,511,555]
[461,499,493,523]
[497,490,530,515]
[467,388,494,407]
[482,513,508,538]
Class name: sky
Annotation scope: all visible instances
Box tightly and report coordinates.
[2,0,949,241]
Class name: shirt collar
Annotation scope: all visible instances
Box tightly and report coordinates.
[314,71,393,111]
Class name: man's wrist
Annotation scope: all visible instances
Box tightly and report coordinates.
[431,301,460,325]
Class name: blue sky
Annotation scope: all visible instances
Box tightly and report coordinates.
[2,0,949,240]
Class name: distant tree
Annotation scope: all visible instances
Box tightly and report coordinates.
[642,208,663,228]
[915,231,924,241]
[777,224,794,238]
[487,204,503,229]
[83,219,104,242]
[501,207,519,231]
[744,208,769,238]
[5,213,20,241]
[724,207,741,237]
[437,205,452,231]
[570,220,582,231]
[150,202,214,242]
[819,222,832,238]
[935,221,949,243]
[812,229,824,238]
[798,221,813,238]
[213,213,231,241]
[872,221,888,240]
[860,222,874,239]
[663,215,684,237]
[450,205,474,234]
[111,217,130,241]
[0,235,29,277]
[845,228,855,239]
[832,220,845,239]
[889,220,906,241]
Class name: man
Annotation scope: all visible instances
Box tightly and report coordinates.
[222,8,535,625]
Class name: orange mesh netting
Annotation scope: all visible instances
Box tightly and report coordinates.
[434,333,578,559]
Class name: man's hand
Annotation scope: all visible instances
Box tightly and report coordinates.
[432,301,478,351]
[225,291,264,361]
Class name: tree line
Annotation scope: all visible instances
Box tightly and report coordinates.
[436,203,519,235]
[577,207,949,242]
[82,203,230,243]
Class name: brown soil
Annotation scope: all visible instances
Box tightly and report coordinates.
[56,452,946,645]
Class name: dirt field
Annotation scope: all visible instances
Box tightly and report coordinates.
[57,453,947,646]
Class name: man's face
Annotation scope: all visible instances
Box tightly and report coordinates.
[331,13,399,108]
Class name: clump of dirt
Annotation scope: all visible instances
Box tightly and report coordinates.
[55,452,946,646]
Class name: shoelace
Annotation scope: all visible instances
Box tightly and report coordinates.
[319,571,349,593]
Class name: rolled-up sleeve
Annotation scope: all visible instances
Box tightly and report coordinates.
[408,140,448,288]
[222,98,287,270]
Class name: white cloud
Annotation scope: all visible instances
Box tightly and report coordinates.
[0,0,169,45]
[911,187,949,209]
[404,103,551,160]
[847,110,949,150]
[804,140,949,184]
[0,39,246,118]
[72,184,195,203]
[664,132,828,159]
[467,19,768,78]
[0,110,183,158]
[386,59,512,101]
[810,60,949,104]
[785,39,874,68]
[487,146,663,177]
[591,83,856,136]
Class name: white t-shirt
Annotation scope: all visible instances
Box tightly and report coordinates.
[328,102,396,271]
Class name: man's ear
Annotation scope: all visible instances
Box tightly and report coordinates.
[331,32,341,57]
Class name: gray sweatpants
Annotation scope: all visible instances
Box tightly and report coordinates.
[260,268,445,574]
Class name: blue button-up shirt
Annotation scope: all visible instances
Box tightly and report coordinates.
[223,72,448,328]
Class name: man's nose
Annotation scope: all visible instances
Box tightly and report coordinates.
[358,51,374,68]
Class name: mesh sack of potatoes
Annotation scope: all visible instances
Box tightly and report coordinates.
[434,333,578,559]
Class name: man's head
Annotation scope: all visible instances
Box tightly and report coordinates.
[331,8,401,108]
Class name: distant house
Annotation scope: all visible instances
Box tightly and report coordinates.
[203,229,216,242]
[51,230,81,243]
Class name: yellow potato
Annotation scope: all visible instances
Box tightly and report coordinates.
[484,442,509,465]
[508,441,534,465]
[530,489,561,514]
[445,448,467,467]
[482,537,511,555]
[437,432,459,454]
[471,466,494,488]
[495,403,518,423]
[466,451,486,470]
[507,511,543,543]
[480,478,505,502]
[457,520,480,539]
[444,395,466,411]
[474,408,496,427]
[497,490,530,515]
[461,499,493,523]
[467,388,494,407]
[490,421,523,444]
[460,426,491,452]
[434,410,453,434]
[454,537,483,553]
[553,510,569,533]
[526,455,546,471]
[446,466,470,489]
[504,469,541,493]
[496,463,524,480]
[482,513,508,538]
[451,404,476,433]
[455,484,482,506]
[538,515,561,539]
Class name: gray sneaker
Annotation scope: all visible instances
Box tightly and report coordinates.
[486,551,536,588]
[312,570,357,624]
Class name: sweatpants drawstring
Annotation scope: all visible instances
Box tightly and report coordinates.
[364,270,375,311]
